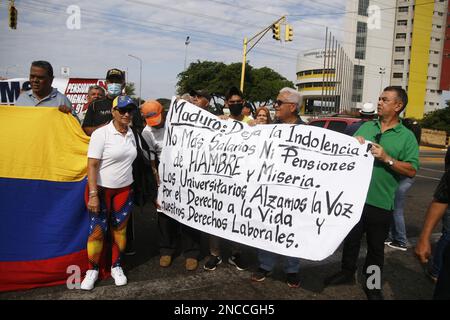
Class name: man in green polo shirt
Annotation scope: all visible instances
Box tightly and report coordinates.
[324,86,419,300]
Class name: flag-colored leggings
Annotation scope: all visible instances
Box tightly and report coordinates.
[84,185,133,270]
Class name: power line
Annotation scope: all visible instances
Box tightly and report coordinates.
[288,0,438,17]
[18,1,299,62]
[10,1,446,77]
[20,0,431,73]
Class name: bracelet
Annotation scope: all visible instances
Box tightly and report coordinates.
[89,194,98,198]
[89,190,98,195]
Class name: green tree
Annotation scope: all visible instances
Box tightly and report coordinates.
[125,82,135,96]
[176,61,226,95]
[125,82,145,105]
[247,67,294,105]
[157,98,171,111]
[420,101,450,134]
[176,60,294,104]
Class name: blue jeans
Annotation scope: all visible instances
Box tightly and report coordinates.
[257,249,300,274]
[389,177,415,246]
[429,210,450,278]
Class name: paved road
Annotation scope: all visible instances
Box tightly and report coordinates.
[1,149,446,300]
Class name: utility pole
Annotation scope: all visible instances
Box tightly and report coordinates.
[184,36,190,71]
[240,16,294,93]
[128,54,143,106]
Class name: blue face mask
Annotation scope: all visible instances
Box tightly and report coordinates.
[107,83,122,97]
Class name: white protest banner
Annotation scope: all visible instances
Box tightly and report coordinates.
[158,98,374,261]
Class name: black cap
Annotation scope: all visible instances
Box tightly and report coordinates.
[106,68,125,81]
[225,86,243,100]
[189,89,211,101]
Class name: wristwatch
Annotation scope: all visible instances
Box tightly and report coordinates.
[387,158,394,167]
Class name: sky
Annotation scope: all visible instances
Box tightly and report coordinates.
[0,0,448,106]
[0,0,347,99]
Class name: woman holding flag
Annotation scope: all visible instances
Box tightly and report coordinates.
[80,96,138,290]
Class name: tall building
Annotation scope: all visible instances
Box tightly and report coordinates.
[391,0,448,117]
[343,0,449,119]
[440,3,450,92]
[343,0,396,109]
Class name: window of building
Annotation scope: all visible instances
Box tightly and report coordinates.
[393,73,403,79]
[398,6,409,13]
[358,0,369,16]
[355,22,367,60]
[433,64,438,67]
[395,46,406,52]
[394,60,404,65]
[397,20,408,26]
[352,65,365,103]
[429,102,435,106]
[396,33,407,39]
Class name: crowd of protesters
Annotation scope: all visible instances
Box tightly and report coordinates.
[10,60,450,299]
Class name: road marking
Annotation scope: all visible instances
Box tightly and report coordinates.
[416,175,441,181]
[420,167,444,173]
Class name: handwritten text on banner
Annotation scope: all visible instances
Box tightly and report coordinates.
[158,98,374,261]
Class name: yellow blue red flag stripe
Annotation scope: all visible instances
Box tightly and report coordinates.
[0,107,90,292]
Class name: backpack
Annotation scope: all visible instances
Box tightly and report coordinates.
[131,127,158,207]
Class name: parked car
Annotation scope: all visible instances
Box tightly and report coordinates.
[308,116,362,134]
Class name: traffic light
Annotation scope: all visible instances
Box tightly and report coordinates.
[272,23,280,41]
[9,4,18,30]
[285,24,293,42]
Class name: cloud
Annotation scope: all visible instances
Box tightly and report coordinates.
[0,0,347,99]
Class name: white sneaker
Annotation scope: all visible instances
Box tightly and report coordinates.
[80,269,99,290]
[111,266,127,286]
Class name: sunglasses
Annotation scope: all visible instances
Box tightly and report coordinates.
[114,107,134,115]
[375,133,382,143]
[274,100,294,108]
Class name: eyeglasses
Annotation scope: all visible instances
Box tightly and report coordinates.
[274,100,295,109]
[375,133,382,143]
[114,107,134,115]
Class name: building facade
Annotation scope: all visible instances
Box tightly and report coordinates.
[440,3,450,92]
[296,41,356,115]
[390,0,448,117]
[343,0,448,118]
[343,0,396,110]
[296,49,338,114]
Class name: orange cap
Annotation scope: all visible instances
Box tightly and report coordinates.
[141,100,163,126]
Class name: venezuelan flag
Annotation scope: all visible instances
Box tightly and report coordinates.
[0,106,90,292]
